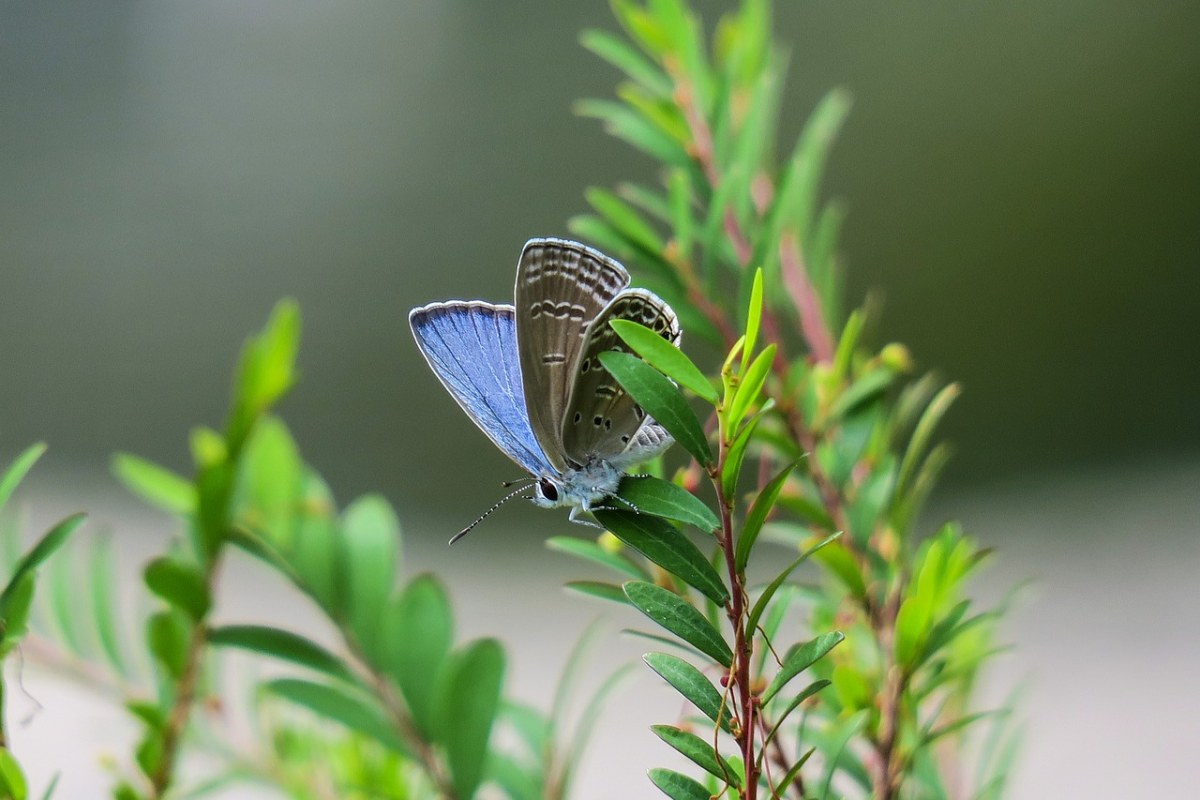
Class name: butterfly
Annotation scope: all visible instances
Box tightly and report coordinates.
[409,238,681,541]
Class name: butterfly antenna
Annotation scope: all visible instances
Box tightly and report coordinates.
[501,476,536,489]
[449,484,530,545]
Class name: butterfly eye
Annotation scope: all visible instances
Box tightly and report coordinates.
[538,478,559,502]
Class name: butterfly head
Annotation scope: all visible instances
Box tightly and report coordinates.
[530,458,623,512]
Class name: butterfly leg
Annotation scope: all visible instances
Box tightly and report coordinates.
[567,504,604,529]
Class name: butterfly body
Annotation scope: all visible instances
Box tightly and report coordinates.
[409,238,680,533]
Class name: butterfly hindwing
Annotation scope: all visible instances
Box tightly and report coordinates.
[561,288,681,465]
[408,301,555,477]
[515,238,630,470]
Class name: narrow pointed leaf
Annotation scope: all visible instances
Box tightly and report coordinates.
[648,768,710,800]
[741,269,765,375]
[440,639,505,800]
[727,344,776,430]
[580,28,673,96]
[112,453,195,516]
[721,413,761,497]
[565,580,632,606]
[339,494,399,657]
[613,475,719,532]
[0,442,46,515]
[209,625,355,683]
[599,351,712,466]
[265,678,409,755]
[652,725,740,786]
[547,535,650,581]
[595,509,725,604]
[643,652,732,733]
[143,557,210,622]
[1,513,86,604]
[0,750,28,800]
[380,574,454,739]
[90,537,128,674]
[610,320,718,403]
[598,511,726,603]
[746,532,841,634]
[626,581,731,666]
[763,631,844,704]
[734,461,797,572]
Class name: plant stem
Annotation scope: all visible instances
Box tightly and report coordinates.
[149,612,209,797]
[711,448,758,799]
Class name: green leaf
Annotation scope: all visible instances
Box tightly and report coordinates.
[812,540,867,601]
[235,416,304,548]
[0,574,35,650]
[0,443,46,516]
[580,28,674,97]
[0,748,28,800]
[599,351,712,466]
[614,475,719,532]
[112,453,195,516]
[651,725,740,786]
[379,574,453,739]
[90,537,128,675]
[0,513,86,606]
[894,592,933,669]
[831,310,865,385]
[625,582,731,667]
[746,532,841,635]
[610,320,718,404]
[762,631,844,703]
[734,461,796,572]
[726,344,775,431]
[597,511,726,604]
[721,413,760,498]
[143,557,210,622]
[643,653,731,733]
[751,89,852,287]
[741,269,764,375]
[763,679,831,740]
[893,382,960,504]
[817,710,869,800]
[564,580,632,606]
[38,773,59,800]
[648,768,710,800]
[230,299,301,442]
[440,639,506,800]
[831,368,895,420]
[209,625,355,683]
[668,168,694,258]
[575,99,692,167]
[586,187,666,256]
[546,536,650,581]
[265,677,409,755]
[146,609,192,680]
[339,494,399,656]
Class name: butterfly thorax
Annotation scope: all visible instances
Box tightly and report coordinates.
[531,457,622,513]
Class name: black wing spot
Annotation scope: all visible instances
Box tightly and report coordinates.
[581,358,590,373]
[621,435,630,443]
[634,406,645,420]
[604,419,612,431]
[593,416,603,427]
[573,412,582,424]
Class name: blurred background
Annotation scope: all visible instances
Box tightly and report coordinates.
[1,1,1197,797]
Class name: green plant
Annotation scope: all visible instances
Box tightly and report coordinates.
[536,0,1021,797]
[0,444,85,800]
[3,0,1020,797]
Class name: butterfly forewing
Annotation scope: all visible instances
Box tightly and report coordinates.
[515,238,630,470]
[561,288,681,465]
[409,301,555,477]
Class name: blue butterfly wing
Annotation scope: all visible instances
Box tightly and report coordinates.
[409,301,555,478]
